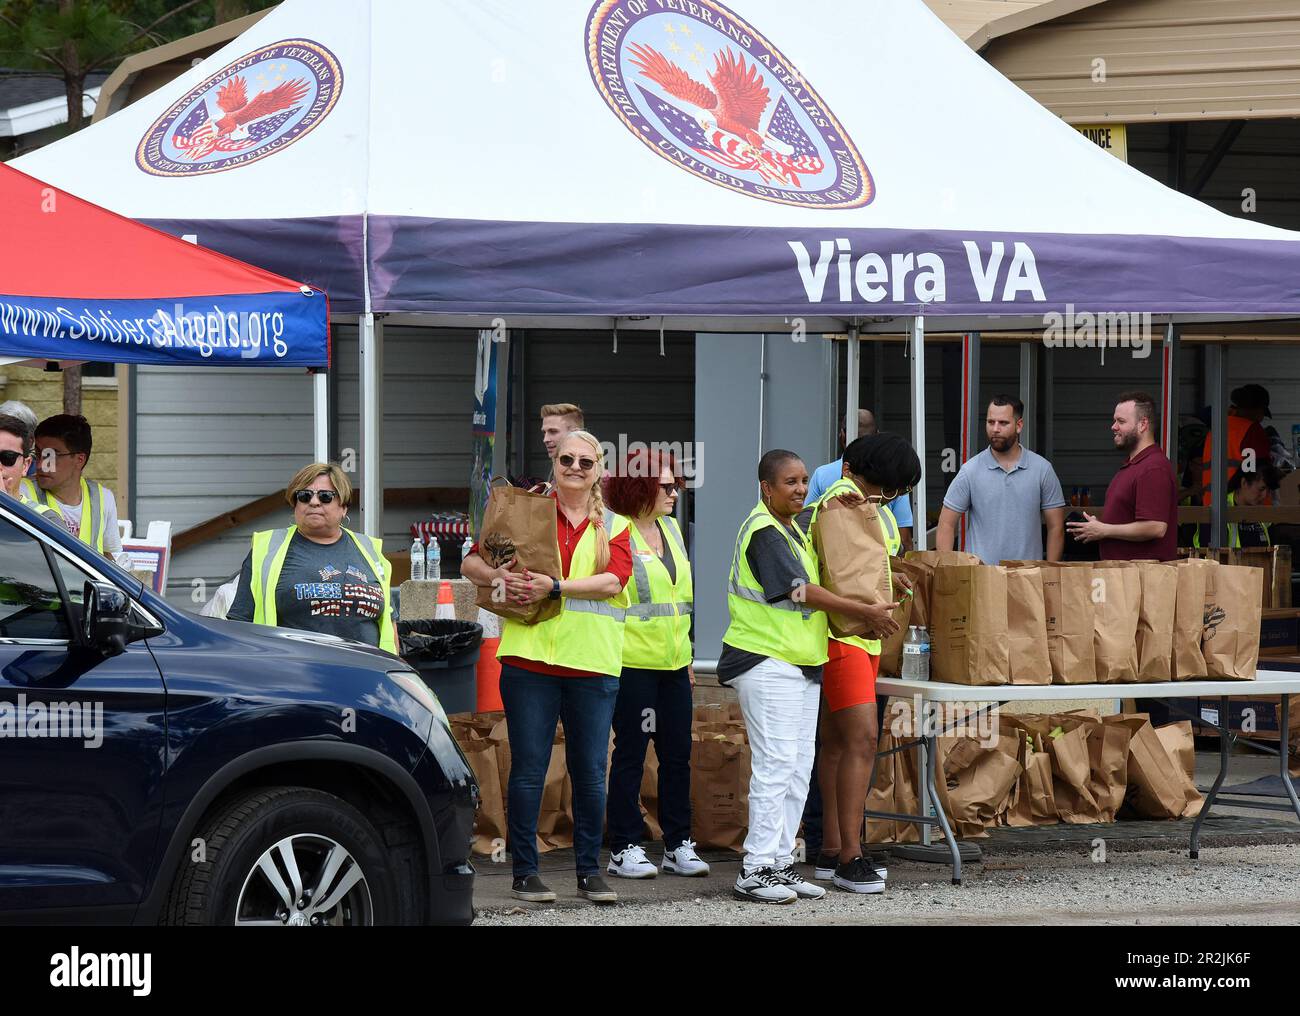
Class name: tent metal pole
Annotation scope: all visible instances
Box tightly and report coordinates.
[873,341,885,431]
[960,332,981,551]
[910,316,927,551]
[312,370,329,463]
[845,326,860,447]
[1160,322,1179,462]
[1208,343,1228,548]
[1020,341,1038,451]
[360,312,384,539]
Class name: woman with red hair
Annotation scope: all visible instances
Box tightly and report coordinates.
[603,447,708,880]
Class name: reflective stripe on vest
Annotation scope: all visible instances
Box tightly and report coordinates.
[497,510,630,675]
[623,515,693,670]
[1194,490,1271,550]
[17,492,61,521]
[722,499,828,667]
[249,526,397,654]
[29,477,108,552]
[806,478,899,654]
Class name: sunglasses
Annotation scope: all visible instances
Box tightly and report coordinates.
[659,481,683,495]
[0,450,25,468]
[558,453,598,471]
[294,488,340,505]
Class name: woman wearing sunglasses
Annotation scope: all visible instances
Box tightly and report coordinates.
[603,448,709,881]
[227,462,397,654]
[720,448,903,905]
[461,430,633,905]
[800,433,919,895]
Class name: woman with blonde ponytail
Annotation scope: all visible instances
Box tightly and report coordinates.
[462,429,633,905]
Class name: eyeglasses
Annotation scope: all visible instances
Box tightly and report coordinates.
[659,481,682,495]
[0,450,25,467]
[558,454,598,472]
[294,488,340,505]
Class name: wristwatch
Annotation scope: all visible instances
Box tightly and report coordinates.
[549,578,562,600]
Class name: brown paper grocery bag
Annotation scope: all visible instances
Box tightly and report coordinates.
[1047,724,1100,822]
[474,480,564,624]
[1091,562,1141,682]
[1087,720,1132,821]
[879,558,923,676]
[1005,566,1051,685]
[930,565,1010,685]
[691,736,751,852]
[1043,563,1097,684]
[536,732,573,851]
[903,550,981,630]
[938,735,1023,837]
[1202,564,1264,680]
[811,495,892,638]
[458,738,507,855]
[1170,559,1212,679]
[1107,715,1188,819]
[1153,721,1203,817]
[1135,563,1177,682]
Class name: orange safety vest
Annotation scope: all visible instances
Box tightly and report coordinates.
[1200,415,1257,505]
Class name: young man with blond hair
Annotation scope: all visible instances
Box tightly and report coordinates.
[540,403,585,460]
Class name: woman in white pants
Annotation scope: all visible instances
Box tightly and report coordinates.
[718,449,899,904]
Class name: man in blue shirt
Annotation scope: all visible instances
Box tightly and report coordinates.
[808,409,914,551]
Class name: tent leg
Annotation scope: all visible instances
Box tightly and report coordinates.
[910,316,927,550]
[959,331,980,551]
[360,312,384,540]
[846,326,860,446]
[1160,322,1178,462]
[1208,343,1227,547]
[313,370,330,464]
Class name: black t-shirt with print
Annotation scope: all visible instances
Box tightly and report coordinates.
[228,531,386,646]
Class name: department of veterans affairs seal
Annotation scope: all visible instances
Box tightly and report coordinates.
[136,39,342,177]
[586,0,873,209]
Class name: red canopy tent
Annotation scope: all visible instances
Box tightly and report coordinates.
[0,162,329,371]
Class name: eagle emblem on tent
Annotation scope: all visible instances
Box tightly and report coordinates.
[137,39,343,178]
[586,0,872,208]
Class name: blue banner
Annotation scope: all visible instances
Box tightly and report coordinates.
[0,291,329,368]
[469,328,501,538]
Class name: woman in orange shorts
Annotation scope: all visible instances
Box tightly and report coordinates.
[798,434,920,893]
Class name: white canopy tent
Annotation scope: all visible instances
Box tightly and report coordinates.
[15,0,1300,650]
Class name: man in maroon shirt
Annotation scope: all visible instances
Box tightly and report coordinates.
[1067,391,1179,561]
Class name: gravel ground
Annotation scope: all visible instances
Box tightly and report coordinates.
[473,844,1300,926]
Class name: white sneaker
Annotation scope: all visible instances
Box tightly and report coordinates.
[772,864,827,900]
[733,867,797,904]
[607,844,658,879]
[663,840,710,877]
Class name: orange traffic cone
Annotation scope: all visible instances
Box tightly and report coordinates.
[435,580,456,620]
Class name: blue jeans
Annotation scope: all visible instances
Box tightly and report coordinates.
[498,664,619,878]
[606,666,693,851]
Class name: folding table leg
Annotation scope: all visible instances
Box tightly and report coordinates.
[1190,695,1232,860]
[925,732,963,885]
[1279,696,1300,821]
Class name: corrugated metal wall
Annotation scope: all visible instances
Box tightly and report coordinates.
[984,0,1300,122]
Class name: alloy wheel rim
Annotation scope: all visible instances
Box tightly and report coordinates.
[235,834,373,926]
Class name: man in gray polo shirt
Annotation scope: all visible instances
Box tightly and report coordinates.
[936,395,1066,563]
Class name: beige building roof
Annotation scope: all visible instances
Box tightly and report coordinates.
[923,0,1068,45]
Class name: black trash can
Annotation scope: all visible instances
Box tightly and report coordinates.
[398,619,483,715]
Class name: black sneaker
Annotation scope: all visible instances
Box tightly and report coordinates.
[511,875,556,902]
[577,874,618,904]
[813,852,839,880]
[832,856,885,895]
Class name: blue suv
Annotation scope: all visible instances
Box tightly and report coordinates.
[0,497,477,925]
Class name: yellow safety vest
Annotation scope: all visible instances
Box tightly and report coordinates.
[623,515,693,671]
[723,499,829,668]
[12,490,62,522]
[20,476,109,552]
[249,526,397,655]
[497,510,630,676]
[1193,490,1270,550]
[803,477,901,654]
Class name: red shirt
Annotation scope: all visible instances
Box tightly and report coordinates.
[483,497,632,678]
[1099,444,1179,561]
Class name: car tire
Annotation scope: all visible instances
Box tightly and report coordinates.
[162,786,407,926]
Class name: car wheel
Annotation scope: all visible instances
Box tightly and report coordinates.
[163,786,403,926]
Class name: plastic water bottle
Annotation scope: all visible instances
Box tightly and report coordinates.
[902,626,931,681]
[461,536,474,562]
[427,538,441,582]
[410,537,425,581]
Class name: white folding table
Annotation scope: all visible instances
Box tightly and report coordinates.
[872,667,1300,884]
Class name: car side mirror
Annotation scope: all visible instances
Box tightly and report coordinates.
[82,580,129,657]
